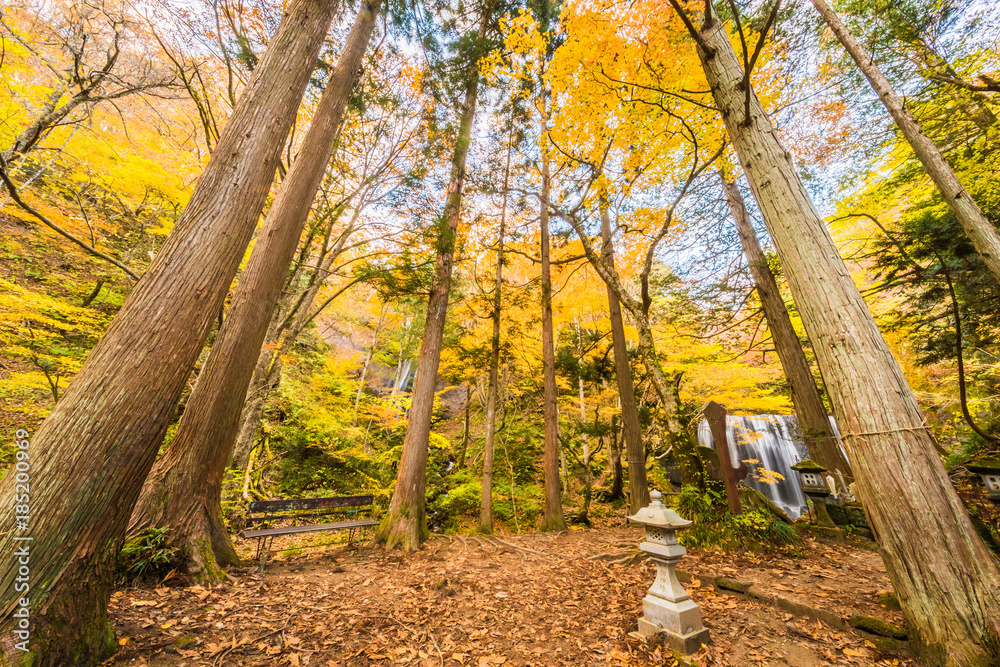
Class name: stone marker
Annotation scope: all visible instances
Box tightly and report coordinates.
[627,489,710,653]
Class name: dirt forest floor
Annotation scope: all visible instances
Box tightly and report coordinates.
[107,527,919,667]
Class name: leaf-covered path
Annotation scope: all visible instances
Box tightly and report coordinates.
[108,528,919,666]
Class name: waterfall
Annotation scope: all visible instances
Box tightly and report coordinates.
[392,360,415,394]
[697,414,815,520]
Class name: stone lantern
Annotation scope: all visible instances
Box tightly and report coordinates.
[627,490,710,653]
[967,457,1000,503]
[790,458,837,529]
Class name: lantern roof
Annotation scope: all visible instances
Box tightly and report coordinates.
[966,457,1000,475]
[627,490,692,529]
[790,458,827,473]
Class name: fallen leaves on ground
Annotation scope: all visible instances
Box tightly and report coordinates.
[106,527,920,666]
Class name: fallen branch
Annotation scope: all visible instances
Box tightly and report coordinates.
[490,536,568,560]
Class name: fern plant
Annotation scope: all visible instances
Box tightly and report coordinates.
[119,527,181,584]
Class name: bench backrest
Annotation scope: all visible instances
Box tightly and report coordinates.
[246,494,374,526]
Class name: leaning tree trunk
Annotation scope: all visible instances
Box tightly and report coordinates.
[695,10,1000,664]
[0,0,336,662]
[537,105,566,532]
[127,1,377,584]
[373,43,483,551]
[600,201,649,513]
[480,135,510,534]
[810,0,1000,288]
[719,172,852,479]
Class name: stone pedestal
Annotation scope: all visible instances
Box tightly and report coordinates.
[635,541,710,653]
[807,492,837,529]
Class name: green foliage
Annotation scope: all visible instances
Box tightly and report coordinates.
[119,528,181,584]
[673,485,799,551]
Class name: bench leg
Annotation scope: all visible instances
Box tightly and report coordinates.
[259,536,275,572]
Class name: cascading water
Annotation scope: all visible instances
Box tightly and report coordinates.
[392,359,415,394]
[697,414,821,520]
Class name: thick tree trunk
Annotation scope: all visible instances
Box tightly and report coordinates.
[373,42,483,551]
[696,11,1000,664]
[0,1,336,662]
[480,140,509,534]
[538,112,566,532]
[600,203,649,513]
[810,0,1000,287]
[719,172,852,479]
[127,1,376,584]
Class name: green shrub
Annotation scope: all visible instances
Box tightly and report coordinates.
[119,528,181,584]
[673,484,799,551]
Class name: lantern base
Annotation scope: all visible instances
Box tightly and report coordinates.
[637,594,709,654]
[637,617,710,654]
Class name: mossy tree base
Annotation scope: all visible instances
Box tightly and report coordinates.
[537,513,567,532]
[129,483,241,585]
[372,501,428,552]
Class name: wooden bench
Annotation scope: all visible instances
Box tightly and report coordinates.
[242,494,378,568]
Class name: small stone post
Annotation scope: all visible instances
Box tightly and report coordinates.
[628,490,710,653]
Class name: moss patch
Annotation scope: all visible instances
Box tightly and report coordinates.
[876,592,901,611]
[849,614,908,639]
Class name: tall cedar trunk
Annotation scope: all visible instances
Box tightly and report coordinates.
[373,37,483,551]
[600,202,649,513]
[0,0,335,662]
[810,0,1000,287]
[127,2,377,583]
[696,11,1000,664]
[719,172,852,479]
[480,139,510,534]
[538,109,566,532]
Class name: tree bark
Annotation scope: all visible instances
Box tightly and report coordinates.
[600,201,649,513]
[373,26,485,550]
[480,136,510,534]
[538,99,566,532]
[695,10,1000,664]
[719,172,852,479]
[0,0,336,662]
[810,0,1000,288]
[127,0,376,584]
